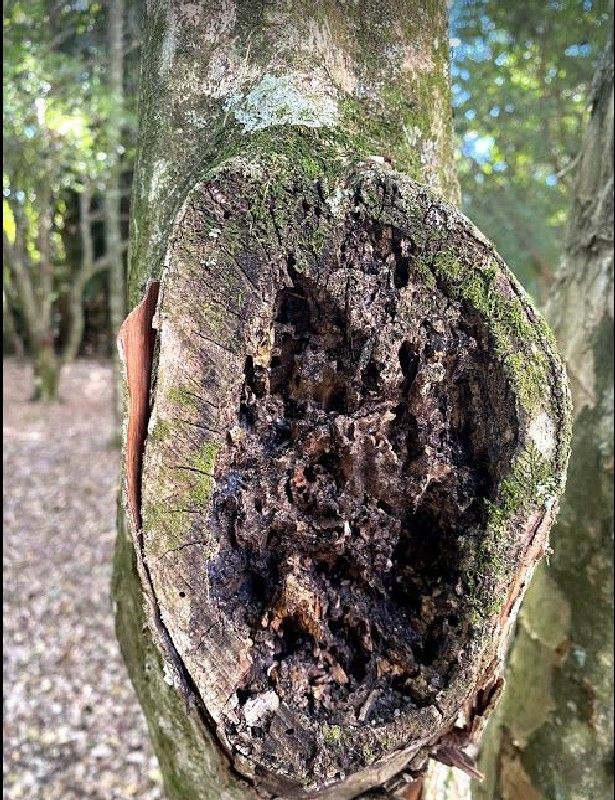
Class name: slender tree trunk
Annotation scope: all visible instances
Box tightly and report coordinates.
[62,187,110,364]
[474,32,614,800]
[31,340,59,401]
[5,185,107,394]
[4,190,61,400]
[107,0,126,435]
[63,189,95,364]
[32,185,60,401]
[113,4,571,799]
[3,288,25,357]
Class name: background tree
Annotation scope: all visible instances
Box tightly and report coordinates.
[2,0,138,400]
[3,0,111,398]
[106,0,127,432]
[450,0,611,299]
[474,29,613,800]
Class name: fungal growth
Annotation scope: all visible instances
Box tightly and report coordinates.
[139,160,569,796]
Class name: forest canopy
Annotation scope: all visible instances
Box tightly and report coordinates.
[3,0,610,364]
[451,0,611,297]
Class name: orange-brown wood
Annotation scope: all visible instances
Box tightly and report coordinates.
[401,776,425,800]
[117,281,159,527]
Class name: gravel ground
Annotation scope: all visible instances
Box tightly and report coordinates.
[3,359,164,800]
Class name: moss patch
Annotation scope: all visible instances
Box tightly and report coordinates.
[149,419,171,444]
[465,442,556,623]
[430,251,553,415]
[190,442,219,505]
[168,386,199,411]
[142,501,186,554]
[322,723,343,744]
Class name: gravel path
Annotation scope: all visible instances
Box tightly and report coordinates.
[3,359,163,800]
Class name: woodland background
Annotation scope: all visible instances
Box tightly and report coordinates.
[3,1,613,799]
[5,0,611,371]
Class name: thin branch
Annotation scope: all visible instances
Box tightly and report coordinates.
[3,226,40,346]
[62,186,110,363]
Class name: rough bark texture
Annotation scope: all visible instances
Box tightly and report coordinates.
[474,33,614,800]
[126,0,459,307]
[2,289,25,357]
[112,3,571,799]
[64,188,111,363]
[4,181,110,398]
[30,184,58,401]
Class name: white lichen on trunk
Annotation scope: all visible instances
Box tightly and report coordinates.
[128,0,458,307]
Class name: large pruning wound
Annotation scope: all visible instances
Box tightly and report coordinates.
[142,163,567,791]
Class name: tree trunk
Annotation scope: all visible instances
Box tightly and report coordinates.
[474,32,614,800]
[107,0,127,436]
[63,187,100,363]
[113,4,571,799]
[32,185,61,401]
[3,287,25,357]
[31,336,59,401]
[4,190,61,400]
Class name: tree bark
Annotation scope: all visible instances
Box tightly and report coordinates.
[63,187,111,363]
[4,185,110,394]
[3,225,38,360]
[474,31,614,800]
[2,286,25,357]
[113,4,571,799]
[6,181,61,401]
[107,0,127,435]
[3,203,59,400]
[30,182,61,401]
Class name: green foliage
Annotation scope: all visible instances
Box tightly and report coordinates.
[3,0,114,200]
[3,0,109,339]
[450,0,611,298]
[3,0,139,365]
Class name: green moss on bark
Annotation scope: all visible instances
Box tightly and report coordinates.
[127,1,459,308]
[430,251,555,416]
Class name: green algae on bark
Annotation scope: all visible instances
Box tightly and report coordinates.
[127,0,458,309]
[112,504,255,800]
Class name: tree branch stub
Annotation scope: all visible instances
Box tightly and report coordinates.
[120,153,571,799]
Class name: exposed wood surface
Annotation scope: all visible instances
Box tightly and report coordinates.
[125,161,571,799]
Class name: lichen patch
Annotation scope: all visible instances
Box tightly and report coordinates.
[226,73,339,133]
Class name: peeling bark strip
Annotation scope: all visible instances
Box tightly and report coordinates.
[117,280,159,527]
[130,156,571,799]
